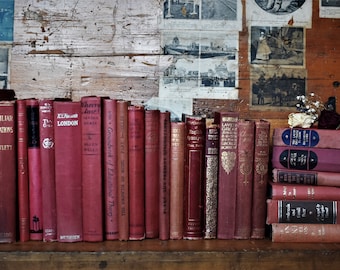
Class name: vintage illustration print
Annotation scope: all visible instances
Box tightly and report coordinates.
[253,0,306,15]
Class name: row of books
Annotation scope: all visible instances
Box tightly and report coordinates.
[0,97,271,243]
[267,127,340,243]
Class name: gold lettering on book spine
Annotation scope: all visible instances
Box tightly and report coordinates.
[221,151,236,174]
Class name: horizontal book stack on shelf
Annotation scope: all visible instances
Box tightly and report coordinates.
[0,96,271,243]
[268,127,340,243]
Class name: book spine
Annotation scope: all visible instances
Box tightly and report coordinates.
[16,100,30,242]
[0,101,16,243]
[235,120,255,239]
[81,96,103,242]
[117,100,129,241]
[159,111,171,240]
[103,98,119,240]
[251,120,270,239]
[216,111,239,239]
[271,223,340,243]
[145,110,160,239]
[39,99,57,242]
[26,99,43,241]
[170,121,186,240]
[204,124,219,239]
[266,199,340,224]
[128,105,145,240]
[272,146,340,172]
[54,101,83,242]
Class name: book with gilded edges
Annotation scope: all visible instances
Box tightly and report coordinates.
[54,101,83,242]
[0,101,16,243]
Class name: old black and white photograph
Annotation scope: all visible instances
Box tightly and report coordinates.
[0,47,9,89]
[320,0,340,18]
[250,26,304,66]
[253,0,306,15]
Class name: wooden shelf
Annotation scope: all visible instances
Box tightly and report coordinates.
[1,239,340,269]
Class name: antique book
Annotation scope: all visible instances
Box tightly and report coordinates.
[204,123,219,239]
[144,109,160,239]
[273,128,340,149]
[271,223,340,243]
[215,111,239,239]
[169,121,186,240]
[234,119,255,239]
[251,120,270,239]
[103,98,119,240]
[266,199,340,224]
[26,99,43,241]
[159,111,171,240]
[54,101,83,242]
[272,168,340,187]
[117,100,130,241]
[128,105,145,240]
[39,99,57,242]
[81,96,103,242]
[16,99,30,242]
[272,146,340,173]
[0,101,16,243]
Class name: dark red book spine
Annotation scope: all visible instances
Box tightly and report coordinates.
[251,120,270,239]
[103,98,119,240]
[159,111,171,240]
[235,119,255,239]
[215,111,239,239]
[26,99,43,241]
[81,96,103,242]
[0,101,16,243]
[117,100,129,241]
[128,105,145,240]
[54,101,83,242]
[144,110,160,239]
[16,99,30,242]
[183,116,205,239]
[39,99,57,242]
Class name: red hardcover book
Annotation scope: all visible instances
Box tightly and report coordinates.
[39,99,57,242]
[117,100,130,241]
[103,98,119,240]
[0,101,16,243]
[128,105,145,240]
[26,99,43,241]
[54,101,83,242]
[271,223,340,243]
[215,111,239,239]
[81,96,103,242]
[251,120,270,239]
[204,123,219,239]
[272,146,340,173]
[273,128,340,149]
[234,119,255,239]
[144,109,160,239]
[266,199,340,224]
[272,168,340,187]
[159,111,171,240]
[16,99,30,242]
[170,121,185,240]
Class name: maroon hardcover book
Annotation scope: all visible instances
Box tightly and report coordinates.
[215,111,239,239]
[39,99,57,242]
[183,115,205,239]
[128,105,145,240]
[0,101,16,243]
[54,101,83,242]
[144,109,160,239]
[159,111,171,240]
[251,120,270,239]
[16,99,30,242]
[235,119,255,239]
[26,99,43,241]
[103,98,119,240]
[117,100,130,241]
[81,96,103,242]
[272,146,340,173]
